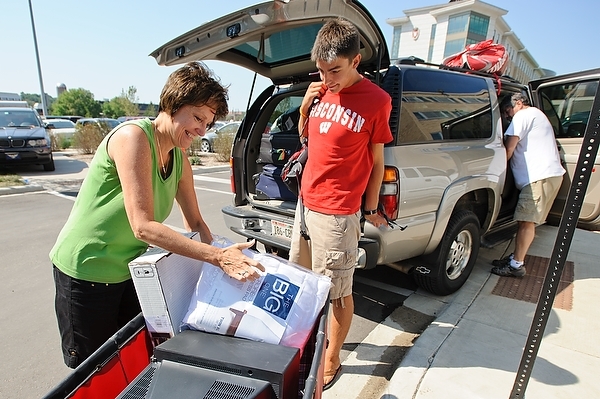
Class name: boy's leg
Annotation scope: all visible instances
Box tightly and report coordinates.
[305,210,360,385]
[326,295,354,383]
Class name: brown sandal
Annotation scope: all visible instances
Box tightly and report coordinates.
[323,365,342,391]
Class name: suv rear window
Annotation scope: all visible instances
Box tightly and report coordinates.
[395,69,492,144]
[234,24,323,66]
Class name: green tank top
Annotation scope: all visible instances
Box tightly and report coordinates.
[50,118,183,283]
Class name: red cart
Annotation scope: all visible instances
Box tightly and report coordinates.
[42,302,328,399]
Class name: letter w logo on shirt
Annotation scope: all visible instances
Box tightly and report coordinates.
[319,122,332,134]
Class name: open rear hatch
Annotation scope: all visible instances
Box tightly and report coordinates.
[150,0,389,85]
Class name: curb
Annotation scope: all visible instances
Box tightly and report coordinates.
[0,184,45,196]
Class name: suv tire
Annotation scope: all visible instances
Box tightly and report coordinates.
[414,210,480,296]
[43,154,55,172]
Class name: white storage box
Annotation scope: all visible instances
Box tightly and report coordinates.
[128,232,202,340]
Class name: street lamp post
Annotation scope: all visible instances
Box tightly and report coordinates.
[27,0,48,116]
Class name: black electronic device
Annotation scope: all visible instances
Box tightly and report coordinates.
[153,330,300,399]
[116,359,276,399]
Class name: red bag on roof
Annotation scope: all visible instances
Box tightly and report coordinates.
[442,39,508,75]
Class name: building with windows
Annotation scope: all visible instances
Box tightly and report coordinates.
[386,0,554,82]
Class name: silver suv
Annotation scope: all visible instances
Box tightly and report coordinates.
[153,0,599,295]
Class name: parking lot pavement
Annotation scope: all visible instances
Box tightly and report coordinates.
[325,224,600,399]
[0,150,230,196]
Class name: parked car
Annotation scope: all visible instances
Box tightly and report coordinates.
[117,116,155,123]
[75,118,120,131]
[0,107,54,171]
[200,121,239,153]
[44,118,76,139]
[152,0,599,295]
[44,115,84,123]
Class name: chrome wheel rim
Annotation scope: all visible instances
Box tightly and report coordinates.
[445,229,472,280]
[200,140,211,153]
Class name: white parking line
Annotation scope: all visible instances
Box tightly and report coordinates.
[192,175,231,195]
[193,175,230,184]
[48,190,76,201]
[194,187,232,195]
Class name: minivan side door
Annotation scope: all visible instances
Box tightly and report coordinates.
[529,68,600,230]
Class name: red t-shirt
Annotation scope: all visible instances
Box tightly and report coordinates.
[301,78,393,215]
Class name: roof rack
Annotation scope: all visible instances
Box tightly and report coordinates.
[395,56,523,85]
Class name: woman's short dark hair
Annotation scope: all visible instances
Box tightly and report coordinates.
[159,62,229,121]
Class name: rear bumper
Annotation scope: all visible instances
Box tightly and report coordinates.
[222,204,380,269]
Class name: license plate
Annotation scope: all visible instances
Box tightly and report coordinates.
[6,153,20,160]
[271,220,293,240]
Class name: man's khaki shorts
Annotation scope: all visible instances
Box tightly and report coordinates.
[289,205,360,300]
[514,175,563,224]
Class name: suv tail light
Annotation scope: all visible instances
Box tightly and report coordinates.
[380,167,399,220]
[229,157,235,193]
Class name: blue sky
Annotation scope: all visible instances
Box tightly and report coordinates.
[2,0,598,112]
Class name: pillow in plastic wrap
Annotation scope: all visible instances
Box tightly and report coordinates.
[181,236,331,349]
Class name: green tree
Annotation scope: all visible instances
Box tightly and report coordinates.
[51,88,101,117]
[144,102,158,117]
[102,86,139,118]
[122,86,140,116]
[20,92,55,111]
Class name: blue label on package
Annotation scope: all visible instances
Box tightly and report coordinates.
[253,274,299,320]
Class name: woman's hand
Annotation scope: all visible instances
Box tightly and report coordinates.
[218,240,265,281]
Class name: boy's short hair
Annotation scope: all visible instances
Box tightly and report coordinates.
[311,18,360,63]
[159,61,229,122]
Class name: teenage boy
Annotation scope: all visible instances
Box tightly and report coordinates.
[289,18,393,390]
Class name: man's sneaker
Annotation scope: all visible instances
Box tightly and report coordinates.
[491,263,526,277]
[491,253,514,267]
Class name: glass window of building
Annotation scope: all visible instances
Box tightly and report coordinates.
[444,38,466,58]
[427,24,437,62]
[468,13,489,38]
[391,26,401,60]
[444,12,469,58]
[447,13,469,34]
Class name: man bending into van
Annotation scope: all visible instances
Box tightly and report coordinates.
[492,93,565,277]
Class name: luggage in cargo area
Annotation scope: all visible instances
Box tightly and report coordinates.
[254,163,297,201]
[256,131,302,166]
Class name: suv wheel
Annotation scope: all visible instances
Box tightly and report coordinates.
[43,154,55,172]
[414,210,480,296]
[200,139,211,153]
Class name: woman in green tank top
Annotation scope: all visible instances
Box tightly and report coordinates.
[50,62,264,368]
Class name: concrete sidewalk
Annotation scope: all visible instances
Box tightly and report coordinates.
[325,224,600,398]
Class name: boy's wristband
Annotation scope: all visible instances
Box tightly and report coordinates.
[363,209,377,216]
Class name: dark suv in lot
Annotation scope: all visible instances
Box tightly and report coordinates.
[153,0,599,295]
[0,106,55,171]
